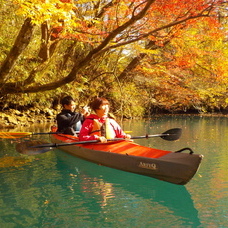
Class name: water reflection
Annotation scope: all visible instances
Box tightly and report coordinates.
[123,116,228,227]
[0,143,200,227]
[0,116,227,227]
[56,150,201,227]
[0,147,61,227]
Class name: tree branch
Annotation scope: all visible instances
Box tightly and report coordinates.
[0,0,156,94]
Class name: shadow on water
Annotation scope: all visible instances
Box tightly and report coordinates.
[55,149,201,227]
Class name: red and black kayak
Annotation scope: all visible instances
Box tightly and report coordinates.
[49,132,203,185]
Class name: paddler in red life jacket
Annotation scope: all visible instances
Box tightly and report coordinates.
[79,97,131,143]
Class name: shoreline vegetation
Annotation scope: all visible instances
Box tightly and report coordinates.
[1,2,227,129]
[0,106,227,130]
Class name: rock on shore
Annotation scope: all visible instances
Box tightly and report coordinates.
[0,108,58,129]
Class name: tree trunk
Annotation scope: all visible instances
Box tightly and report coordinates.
[38,22,49,61]
[0,18,34,84]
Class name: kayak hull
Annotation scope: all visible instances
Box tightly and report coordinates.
[51,134,203,185]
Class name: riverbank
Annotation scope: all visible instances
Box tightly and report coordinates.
[0,107,227,130]
[0,107,57,129]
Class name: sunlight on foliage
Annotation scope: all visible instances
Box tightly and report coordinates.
[0,0,227,115]
[15,0,76,26]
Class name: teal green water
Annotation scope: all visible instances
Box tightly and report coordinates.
[0,116,227,227]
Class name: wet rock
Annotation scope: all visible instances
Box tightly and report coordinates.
[4,116,18,125]
[0,107,57,129]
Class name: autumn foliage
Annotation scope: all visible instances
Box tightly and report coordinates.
[0,0,227,115]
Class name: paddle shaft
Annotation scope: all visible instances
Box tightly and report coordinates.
[131,133,168,139]
[32,128,182,149]
[1,131,131,138]
[33,139,116,148]
[32,131,79,135]
[0,131,81,139]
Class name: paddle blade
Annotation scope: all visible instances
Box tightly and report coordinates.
[160,128,182,141]
[0,132,32,138]
[16,140,54,155]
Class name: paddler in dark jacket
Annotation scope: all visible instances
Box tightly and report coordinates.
[57,96,90,135]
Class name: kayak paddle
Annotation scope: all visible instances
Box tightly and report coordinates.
[131,128,182,141]
[16,128,182,155]
[0,131,78,139]
[0,131,132,139]
[16,140,53,155]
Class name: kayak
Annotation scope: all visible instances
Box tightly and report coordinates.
[50,133,203,185]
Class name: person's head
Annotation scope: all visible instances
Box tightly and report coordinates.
[90,97,110,117]
[61,96,76,112]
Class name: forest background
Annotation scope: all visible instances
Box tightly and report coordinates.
[0,0,228,126]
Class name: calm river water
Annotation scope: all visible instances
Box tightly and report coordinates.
[0,115,227,227]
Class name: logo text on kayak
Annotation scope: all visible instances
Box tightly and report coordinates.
[138,162,157,170]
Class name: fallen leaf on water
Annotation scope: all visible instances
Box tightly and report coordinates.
[44,200,49,204]
[0,156,33,168]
